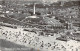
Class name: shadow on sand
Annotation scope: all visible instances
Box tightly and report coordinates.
[0,39,41,51]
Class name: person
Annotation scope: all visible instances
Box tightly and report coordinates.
[40,41,44,49]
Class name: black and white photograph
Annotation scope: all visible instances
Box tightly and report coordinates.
[0,0,80,51]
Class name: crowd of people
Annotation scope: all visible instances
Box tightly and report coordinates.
[0,26,80,51]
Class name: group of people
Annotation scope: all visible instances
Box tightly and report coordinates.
[0,27,80,51]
